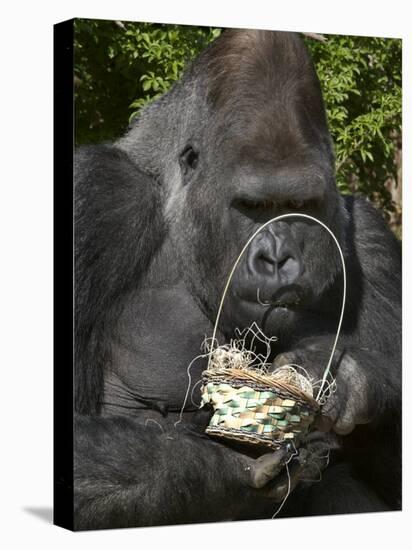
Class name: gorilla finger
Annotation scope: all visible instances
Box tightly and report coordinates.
[320,394,340,423]
[333,415,356,435]
[267,463,304,502]
[332,400,359,435]
[193,403,214,430]
[313,413,335,432]
[249,448,287,489]
[272,349,322,378]
[272,352,296,369]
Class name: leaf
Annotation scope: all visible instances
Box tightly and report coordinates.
[142,80,152,91]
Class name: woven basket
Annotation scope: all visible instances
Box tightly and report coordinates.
[201,368,319,449]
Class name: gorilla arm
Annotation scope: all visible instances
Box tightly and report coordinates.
[74,145,167,415]
[74,413,298,529]
[273,196,401,508]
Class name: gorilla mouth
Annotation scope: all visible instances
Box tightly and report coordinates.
[222,288,304,340]
[236,285,303,310]
[258,296,301,308]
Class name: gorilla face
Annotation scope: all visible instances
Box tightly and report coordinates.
[176,165,344,340]
[165,30,345,339]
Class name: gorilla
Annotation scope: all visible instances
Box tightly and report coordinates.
[73,29,401,530]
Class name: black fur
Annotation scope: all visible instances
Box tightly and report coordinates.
[74,145,165,414]
[74,29,401,529]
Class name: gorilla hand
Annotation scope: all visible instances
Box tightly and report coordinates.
[272,339,371,435]
[193,404,304,503]
[75,413,309,528]
[246,432,339,504]
[246,447,304,501]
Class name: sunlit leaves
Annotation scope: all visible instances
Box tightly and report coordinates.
[74,21,401,224]
[306,35,401,217]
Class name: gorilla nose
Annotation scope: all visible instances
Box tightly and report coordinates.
[248,228,303,288]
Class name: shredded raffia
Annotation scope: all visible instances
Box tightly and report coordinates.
[203,323,317,404]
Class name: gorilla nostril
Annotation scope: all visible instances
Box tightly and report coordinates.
[254,252,300,280]
[278,255,302,278]
[277,256,289,270]
[258,252,276,266]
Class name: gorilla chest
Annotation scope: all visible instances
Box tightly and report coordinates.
[103,285,214,416]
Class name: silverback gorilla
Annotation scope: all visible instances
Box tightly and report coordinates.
[74,29,401,529]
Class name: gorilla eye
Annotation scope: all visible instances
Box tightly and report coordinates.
[286,199,320,211]
[179,145,199,175]
[287,199,305,210]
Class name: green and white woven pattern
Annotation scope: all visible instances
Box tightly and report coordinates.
[201,381,317,448]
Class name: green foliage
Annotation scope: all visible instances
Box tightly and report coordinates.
[74,20,220,144]
[74,21,401,224]
[305,35,402,216]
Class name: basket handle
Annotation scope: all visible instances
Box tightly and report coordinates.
[207,213,347,403]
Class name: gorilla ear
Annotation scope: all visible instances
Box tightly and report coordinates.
[179,144,199,180]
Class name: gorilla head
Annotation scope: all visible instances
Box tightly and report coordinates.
[118,29,346,341]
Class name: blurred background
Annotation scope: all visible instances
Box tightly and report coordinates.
[74,20,402,236]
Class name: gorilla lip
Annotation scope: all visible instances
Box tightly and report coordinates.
[237,287,302,309]
[261,299,300,309]
[264,295,301,308]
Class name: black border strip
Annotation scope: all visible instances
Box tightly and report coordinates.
[53,18,75,531]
